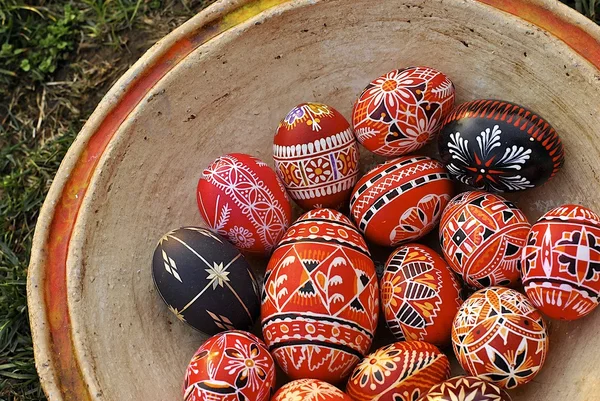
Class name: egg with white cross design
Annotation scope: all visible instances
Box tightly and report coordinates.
[152,227,261,335]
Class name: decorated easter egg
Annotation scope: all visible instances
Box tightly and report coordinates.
[273,102,360,210]
[418,376,512,401]
[452,287,549,389]
[152,227,260,334]
[521,204,600,320]
[197,153,292,255]
[381,244,463,347]
[184,330,276,401]
[439,191,530,288]
[347,341,450,401]
[349,155,454,247]
[271,379,352,401]
[438,99,564,192]
[353,66,455,157]
[261,208,379,383]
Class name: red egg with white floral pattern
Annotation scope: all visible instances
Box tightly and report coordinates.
[271,379,352,401]
[381,244,463,347]
[273,102,360,210]
[261,209,379,383]
[522,204,600,320]
[197,153,292,255]
[352,66,455,157]
[439,191,530,288]
[451,287,549,389]
[349,155,454,247]
[346,341,450,401]
[183,330,276,401]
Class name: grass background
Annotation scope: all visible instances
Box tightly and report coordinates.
[0,0,597,399]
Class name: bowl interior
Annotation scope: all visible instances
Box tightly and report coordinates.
[65,0,600,400]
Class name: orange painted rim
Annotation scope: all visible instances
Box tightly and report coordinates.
[26,0,600,400]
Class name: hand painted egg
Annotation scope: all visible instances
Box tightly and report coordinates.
[451,287,549,389]
[346,341,450,401]
[183,330,276,401]
[521,204,600,320]
[349,155,454,247]
[197,153,292,255]
[261,208,379,383]
[352,66,455,157]
[273,102,360,210]
[271,379,352,401]
[438,99,564,192]
[381,244,463,347]
[152,227,260,334]
[439,191,530,288]
[417,376,512,401]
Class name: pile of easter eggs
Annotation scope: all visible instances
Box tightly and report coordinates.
[151,65,600,401]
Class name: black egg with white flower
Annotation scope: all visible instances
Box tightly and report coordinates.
[438,99,565,192]
[152,227,260,335]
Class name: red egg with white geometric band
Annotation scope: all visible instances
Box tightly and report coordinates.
[521,204,600,320]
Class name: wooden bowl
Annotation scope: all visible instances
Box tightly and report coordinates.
[27,0,600,400]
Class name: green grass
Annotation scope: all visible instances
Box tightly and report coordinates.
[0,1,212,399]
[0,0,597,400]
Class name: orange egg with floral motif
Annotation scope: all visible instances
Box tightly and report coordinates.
[183,330,276,401]
[352,66,455,157]
[346,341,450,401]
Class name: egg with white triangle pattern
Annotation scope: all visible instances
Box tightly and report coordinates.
[261,208,379,383]
[152,227,260,335]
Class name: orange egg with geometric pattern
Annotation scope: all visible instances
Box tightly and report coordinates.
[451,287,549,390]
[271,379,352,401]
[352,66,455,157]
[346,341,450,401]
[273,102,360,210]
[439,191,530,288]
[522,204,600,320]
[261,209,379,383]
[183,330,276,401]
[381,244,463,347]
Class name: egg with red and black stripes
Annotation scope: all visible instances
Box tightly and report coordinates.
[349,155,454,247]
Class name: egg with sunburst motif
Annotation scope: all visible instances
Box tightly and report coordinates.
[152,227,260,335]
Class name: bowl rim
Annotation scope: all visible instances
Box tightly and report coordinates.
[26,0,600,399]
